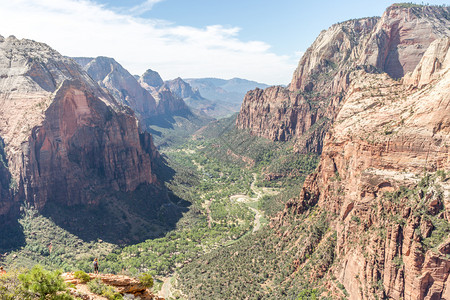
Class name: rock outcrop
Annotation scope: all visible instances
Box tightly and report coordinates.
[63,273,164,300]
[276,35,450,299]
[23,79,159,209]
[358,4,450,79]
[0,139,13,218]
[0,36,162,217]
[153,86,190,116]
[237,5,450,153]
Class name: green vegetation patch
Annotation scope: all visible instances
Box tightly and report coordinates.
[88,278,123,300]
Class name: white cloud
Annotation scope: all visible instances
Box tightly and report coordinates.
[0,0,298,85]
[129,0,165,15]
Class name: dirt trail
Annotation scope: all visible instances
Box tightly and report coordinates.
[230,173,279,233]
[249,207,262,232]
[160,276,172,299]
[205,198,212,228]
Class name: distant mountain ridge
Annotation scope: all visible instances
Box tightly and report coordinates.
[185,77,269,104]
[72,58,268,119]
[71,58,211,147]
[72,57,190,119]
[184,77,269,118]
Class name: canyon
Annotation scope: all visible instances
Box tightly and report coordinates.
[0,3,448,300]
[176,4,449,299]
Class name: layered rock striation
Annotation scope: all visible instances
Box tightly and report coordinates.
[237,5,450,153]
[0,36,162,218]
[275,36,450,299]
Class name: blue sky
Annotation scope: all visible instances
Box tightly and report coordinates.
[0,0,448,84]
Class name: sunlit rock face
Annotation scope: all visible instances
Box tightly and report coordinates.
[0,35,161,216]
[237,5,450,154]
[274,36,450,300]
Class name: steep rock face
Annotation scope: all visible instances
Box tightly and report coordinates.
[235,86,329,152]
[23,80,159,209]
[0,36,161,216]
[238,17,378,152]
[83,57,158,118]
[359,5,450,79]
[404,37,450,87]
[154,86,190,116]
[288,17,379,92]
[0,138,13,217]
[137,70,190,116]
[279,37,450,299]
[237,5,450,153]
[0,35,102,217]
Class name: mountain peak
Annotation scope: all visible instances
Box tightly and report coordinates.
[164,77,202,100]
[140,69,164,88]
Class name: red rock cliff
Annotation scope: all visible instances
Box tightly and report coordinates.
[277,36,450,299]
[23,80,159,209]
[0,35,162,216]
[237,5,450,153]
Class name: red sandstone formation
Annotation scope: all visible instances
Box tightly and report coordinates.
[275,36,450,299]
[237,5,450,154]
[0,35,161,218]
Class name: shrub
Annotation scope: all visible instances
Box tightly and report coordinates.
[297,288,318,299]
[392,255,404,269]
[87,278,104,295]
[18,265,73,300]
[88,278,123,300]
[0,269,34,300]
[138,272,154,288]
[74,270,91,283]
